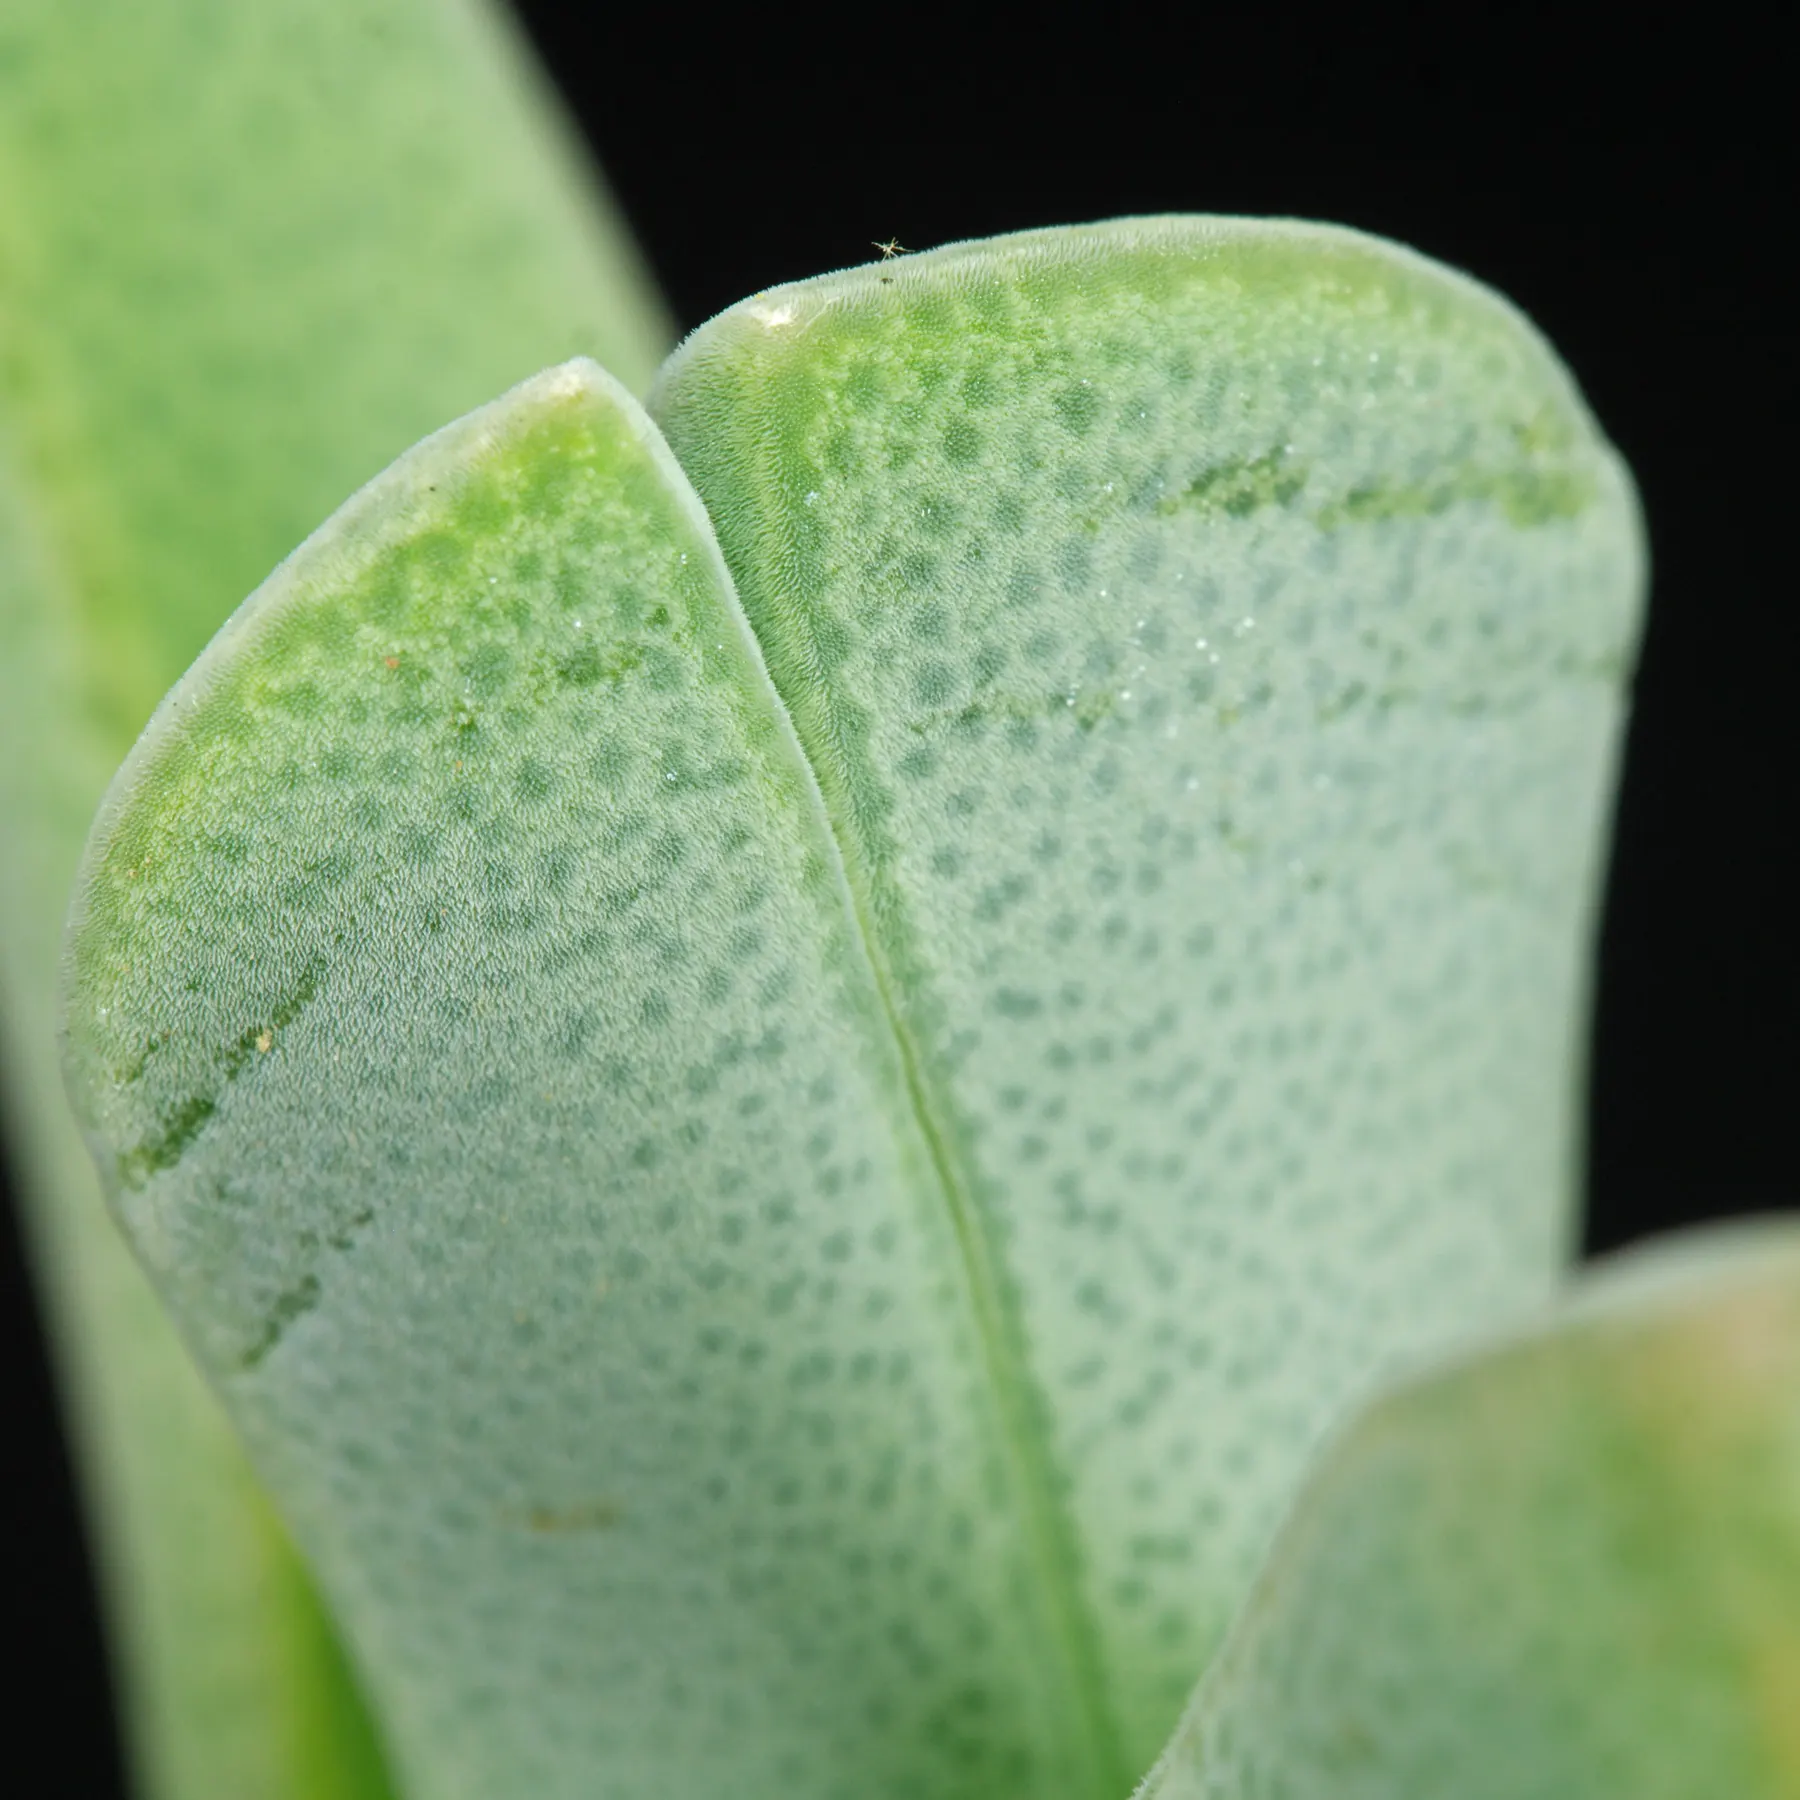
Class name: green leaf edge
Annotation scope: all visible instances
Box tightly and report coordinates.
[1138,1219,1800,1799]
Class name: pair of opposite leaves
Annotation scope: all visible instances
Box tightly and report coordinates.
[61,219,1800,1800]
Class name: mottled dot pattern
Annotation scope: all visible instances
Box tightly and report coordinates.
[654,218,1643,1770]
[64,368,1080,1800]
[1145,1224,1800,1800]
[64,219,1649,1800]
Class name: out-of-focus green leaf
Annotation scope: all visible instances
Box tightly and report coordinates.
[1142,1222,1800,1800]
[0,3,669,1795]
[62,219,1641,1800]
[2,427,393,1800]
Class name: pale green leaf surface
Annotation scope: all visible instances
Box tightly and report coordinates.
[0,2,669,1794]
[62,365,1090,1800]
[1141,1221,1800,1799]
[63,221,1644,1800]
[651,216,1644,1770]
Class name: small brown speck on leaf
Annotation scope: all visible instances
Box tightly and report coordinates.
[384,655,400,670]
[520,1499,624,1534]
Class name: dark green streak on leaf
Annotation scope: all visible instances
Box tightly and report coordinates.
[116,1028,171,1088]
[1317,462,1593,530]
[907,688,1121,740]
[1158,442,1592,532]
[238,1274,323,1372]
[1159,450,1309,521]
[115,958,323,1189]
[534,638,646,695]
[116,1092,219,1189]
[222,959,324,1080]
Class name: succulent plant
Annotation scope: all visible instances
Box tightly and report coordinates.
[4,5,1795,1800]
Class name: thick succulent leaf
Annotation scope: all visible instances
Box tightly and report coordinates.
[0,2,669,1794]
[62,364,1103,1800]
[1141,1221,1800,1799]
[651,216,1644,1770]
[63,219,1643,1800]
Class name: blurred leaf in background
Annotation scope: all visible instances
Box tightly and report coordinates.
[0,2,668,1794]
[1144,1223,1800,1799]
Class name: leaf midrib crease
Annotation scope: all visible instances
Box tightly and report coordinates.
[680,391,1131,1800]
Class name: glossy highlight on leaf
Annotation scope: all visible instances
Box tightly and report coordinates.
[62,220,1646,1800]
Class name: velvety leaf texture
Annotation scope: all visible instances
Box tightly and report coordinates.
[64,365,1071,1800]
[652,219,1643,1769]
[1143,1222,1800,1799]
[63,221,1644,1800]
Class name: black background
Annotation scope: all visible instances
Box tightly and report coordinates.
[4,4,1791,1791]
